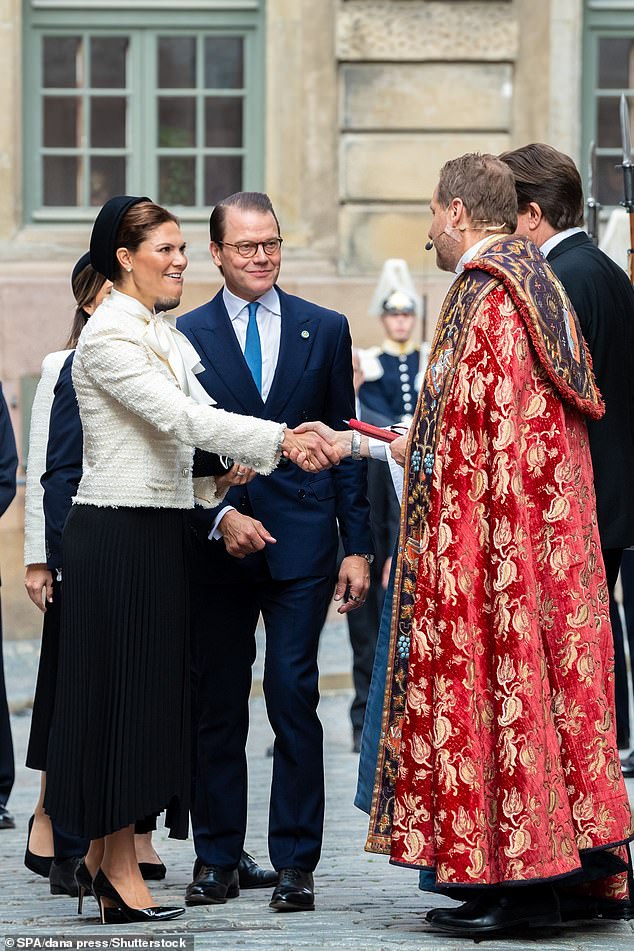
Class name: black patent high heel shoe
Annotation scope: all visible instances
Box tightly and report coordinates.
[92,869,185,924]
[138,861,167,881]
[24,815,53,878]
[76,859,93,915]
[76,861,127,923]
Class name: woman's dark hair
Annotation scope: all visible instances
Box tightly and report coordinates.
[499,143,584,230]
[114,201,180,281]
[65,263,107,348]
[209,192,280,243]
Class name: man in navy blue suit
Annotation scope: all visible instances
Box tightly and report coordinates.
[178,192,373,912]
[0,382,17,830]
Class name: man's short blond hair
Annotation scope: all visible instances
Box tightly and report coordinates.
[437,153,518,233]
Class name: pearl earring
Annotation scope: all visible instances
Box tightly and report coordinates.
[127,267,132,273]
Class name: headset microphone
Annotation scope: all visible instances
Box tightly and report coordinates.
[425,240,434,251]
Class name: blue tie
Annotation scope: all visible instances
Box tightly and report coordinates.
[244,301,262,393]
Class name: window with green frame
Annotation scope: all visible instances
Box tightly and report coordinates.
[24,3,264,219]
[583,2,634,206]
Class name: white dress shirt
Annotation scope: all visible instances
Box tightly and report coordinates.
[539,227,584,258]
[223,286,282,402]
[211,286,282,539]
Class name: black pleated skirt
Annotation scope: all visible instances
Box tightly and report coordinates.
[44,504,190,840]
[26,578,62,771]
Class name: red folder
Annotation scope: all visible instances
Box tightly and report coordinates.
[346,419,401,443]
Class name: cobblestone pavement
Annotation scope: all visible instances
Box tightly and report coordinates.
[1,627,634,950]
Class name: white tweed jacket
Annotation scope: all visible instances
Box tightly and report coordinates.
[72,290,284,510]
[24,349,72,566]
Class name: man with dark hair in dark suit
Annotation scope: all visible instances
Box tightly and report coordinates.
[0,382,18,829]
[501,142,634,779]
[178,191,373,912]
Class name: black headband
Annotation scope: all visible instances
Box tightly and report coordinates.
[71,251,92,289]
[89,195,150,281]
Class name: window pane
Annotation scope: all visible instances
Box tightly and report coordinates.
[158,97,196,148]
[43,155,80,205]
[90,156,126,205]
[205,97,242,147]
[205,156,242,205]
[205,37,243,89]
[43,96,81,148]
[158,37,196,89]
[598,38,634,90]
[159,157,196,205]
[597,96,625,149]
[91,37,128,89]
[91,97,126,148]
[43,36,81,88]
[597,155,625,206]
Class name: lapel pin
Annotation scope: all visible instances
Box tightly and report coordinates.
[301,330,310,339]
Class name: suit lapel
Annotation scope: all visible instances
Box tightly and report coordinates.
[264,288,317,420]
[192,294,264,415]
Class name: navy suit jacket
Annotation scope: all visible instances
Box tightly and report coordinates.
[178,286,372,581]
[42,353,82,572]
[547,233,634,549]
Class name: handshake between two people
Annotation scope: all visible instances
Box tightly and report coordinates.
[218,420,408,489]
[285,420,408,469]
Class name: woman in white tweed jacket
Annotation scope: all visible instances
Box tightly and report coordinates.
[43,196,337,925]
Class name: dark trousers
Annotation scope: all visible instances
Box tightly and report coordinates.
[346,559,385,735]
[603,548,628,746]
[608,548,634,748]
[191,568,334,872]
[0,595,14,806]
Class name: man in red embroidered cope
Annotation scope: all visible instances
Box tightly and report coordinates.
[364,154,634,936]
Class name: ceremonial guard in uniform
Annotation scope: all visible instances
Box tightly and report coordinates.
[347,262,425,751]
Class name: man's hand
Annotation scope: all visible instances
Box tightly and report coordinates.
[293,421,352,458]
[389,435,408,467]
[218,509,276,558]
[334,555,371,614]
[24,564,53,613]
[282,428,342,471]
[381,556,392,590]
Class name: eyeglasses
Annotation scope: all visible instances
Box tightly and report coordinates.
[216,238,283,258]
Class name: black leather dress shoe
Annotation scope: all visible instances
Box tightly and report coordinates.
[50,856,83,896]
[238,851,277,888]
[429,885,560,935]
[0,804,15,830]
[620,748,634,778]
[558,893,634,922]
[185,865,239,906]
[269,868,315,912]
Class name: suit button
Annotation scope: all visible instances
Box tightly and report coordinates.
[181,467,190,477]
[297,489,306,500]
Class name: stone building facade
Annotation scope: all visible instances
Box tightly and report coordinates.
[0,0,631,635]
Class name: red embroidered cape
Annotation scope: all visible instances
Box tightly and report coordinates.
[366,235,633,896]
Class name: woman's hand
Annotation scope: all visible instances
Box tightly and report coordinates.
[215,463,257,495]
[24,564,53,613]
